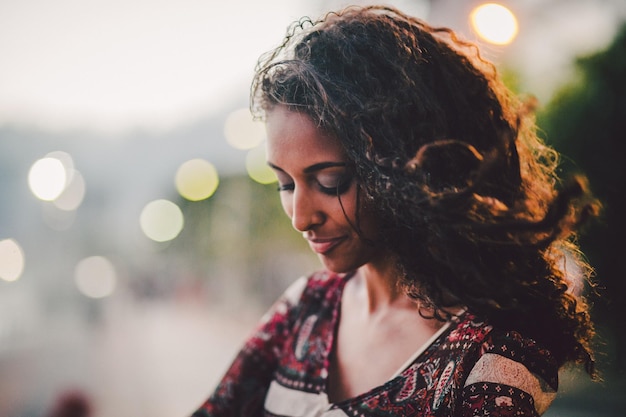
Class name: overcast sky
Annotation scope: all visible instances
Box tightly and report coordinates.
[0,0,317,132]
[1,0,624,133]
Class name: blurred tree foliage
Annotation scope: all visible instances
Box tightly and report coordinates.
[537,24,626,370]
[168,175,318,309]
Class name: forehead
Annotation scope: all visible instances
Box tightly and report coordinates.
[265,106,346,166]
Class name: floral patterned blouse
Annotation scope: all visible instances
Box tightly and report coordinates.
[192,270,559,416]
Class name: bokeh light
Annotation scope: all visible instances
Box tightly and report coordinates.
[139,199,184,242]
[74,256,117,298]
[28,156,68,201]
[470,3,519,45]
[224,108,266,150]
[0,238,25,282]
[46,150,75,180]
[53,169,86,211]
[175,159,219,201]
[246,144,277,185]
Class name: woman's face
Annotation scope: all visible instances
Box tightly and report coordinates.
[265,106,382,273]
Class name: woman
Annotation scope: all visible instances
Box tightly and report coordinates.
[192,5,599,416]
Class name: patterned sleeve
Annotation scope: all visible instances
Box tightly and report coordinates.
[191,276,308,417]
[460,330,559,417]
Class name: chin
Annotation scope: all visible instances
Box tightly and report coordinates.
[323,265,356,274]
[318,256,364,274]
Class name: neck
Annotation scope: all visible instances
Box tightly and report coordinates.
[356,257,417,313]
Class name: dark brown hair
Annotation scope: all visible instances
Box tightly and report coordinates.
[252,5,599,376]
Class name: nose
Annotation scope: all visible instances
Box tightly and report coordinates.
[289,187,325,232]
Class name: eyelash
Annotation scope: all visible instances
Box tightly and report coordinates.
[277,183,295,192]
[277,176,352,196]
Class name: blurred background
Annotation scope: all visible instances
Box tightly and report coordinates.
[1,0,625,416]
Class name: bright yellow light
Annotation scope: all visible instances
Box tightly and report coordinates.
[470,3,518,45]
[53,169,86,211]
[175,159,219,201]
[224,108,266,150]
[140,199,184,242]
[0,239,25,282]
[246,144,277,185]
[28,157,67,201]
[74,256,117,298]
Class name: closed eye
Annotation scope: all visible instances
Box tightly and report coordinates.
[318,174,353,196]
[277,183,294,192]
[268,161,352,195]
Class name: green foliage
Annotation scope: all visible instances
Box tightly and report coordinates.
[499,66,522,95]
[536,24,626,361]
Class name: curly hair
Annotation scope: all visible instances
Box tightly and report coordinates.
[251,5,599,376]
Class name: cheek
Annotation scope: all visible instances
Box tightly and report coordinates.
[341,188,363,222]
[359,210,380,238]
[280,194,293,218]
[355,197,381,237]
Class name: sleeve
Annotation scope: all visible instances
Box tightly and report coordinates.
[191,276,309,417]
[459,331,559,417]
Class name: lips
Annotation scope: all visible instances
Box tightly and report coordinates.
[305,236,346,254]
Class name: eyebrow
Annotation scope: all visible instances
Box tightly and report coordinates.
[267,161,347,174]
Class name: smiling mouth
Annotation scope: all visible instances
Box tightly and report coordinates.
[306,237,346,254]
